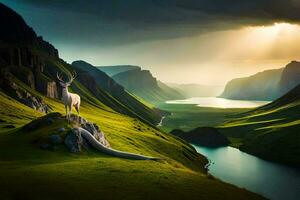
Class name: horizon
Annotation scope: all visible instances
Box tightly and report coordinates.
[2,0,300,85]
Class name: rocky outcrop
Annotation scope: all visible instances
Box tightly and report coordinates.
[220,61,300,101]
[64,114,110,152]
[40,113,159,160]
[0,70,51,113]
[278,61,300,95]
[0,3,59,99]
[171,127,229,147]
[111,67,184,103]
[47,81,58,98]
[220,68,283,100]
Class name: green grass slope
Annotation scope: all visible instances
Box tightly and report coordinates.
[158,103,249,132]
[219,86,300,166]
[0,90,263,200]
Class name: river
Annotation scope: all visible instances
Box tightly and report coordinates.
[193,145,300,200]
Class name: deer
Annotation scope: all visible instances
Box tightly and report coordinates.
[57,71,80,122]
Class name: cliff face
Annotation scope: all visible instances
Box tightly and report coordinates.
[112,68,158,91]
[220,68,283,100]
[220,61,300,101]
[0,3,59,112]
[278,61,300,95]
[112,68,184,104]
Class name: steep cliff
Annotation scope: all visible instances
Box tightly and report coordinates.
[278,61,300,95]
[111,68,184,104]
[220,68,283,100]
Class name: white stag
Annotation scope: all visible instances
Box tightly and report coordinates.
[57,71,80,121]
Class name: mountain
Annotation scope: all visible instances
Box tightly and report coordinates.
[0,4,162,125]
[71,60,165,124]
[97,65,140,76]
[0,3,264,199]
[220,68,283,100]
[220,61,300,101]
[278,61,300,95]
[110,67,185,104]
[168,83,223,97]
[220,83,300,167]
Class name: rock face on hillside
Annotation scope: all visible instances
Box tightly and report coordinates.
[220,61,300,101]
[64,114,110,153]
[73,60,184,105]
[0,3,59,101]
[111,68,184,103]
[171,127,229,147]
[0,70,51,113]
[278,61,300,95]
[220,68,283,100]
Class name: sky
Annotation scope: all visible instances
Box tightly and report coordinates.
[2,0,300,85]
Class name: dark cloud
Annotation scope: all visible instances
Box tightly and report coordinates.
[3,0,300,46]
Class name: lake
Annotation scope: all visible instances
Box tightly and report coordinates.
[193,145,300,200]
[166,97,270,108]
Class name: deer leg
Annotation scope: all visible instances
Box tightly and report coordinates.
[68,104,72,123]
[75,104,80,124]
[65,105,68,120]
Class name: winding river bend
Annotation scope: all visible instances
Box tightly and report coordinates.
[193,145,300,200]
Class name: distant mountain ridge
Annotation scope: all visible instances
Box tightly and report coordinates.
[220,61,300,101]
[168,83,223,98]
[97,65,140,76]
[111,67,185,104]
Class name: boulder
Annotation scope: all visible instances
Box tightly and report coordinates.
[64,129,89,153]
[64,114,110,153]
[48,134,62,145]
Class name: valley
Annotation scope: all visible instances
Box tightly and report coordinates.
[1,1,300,200]
[0,2,265,200]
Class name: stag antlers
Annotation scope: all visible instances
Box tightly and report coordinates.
[56,71,77,84]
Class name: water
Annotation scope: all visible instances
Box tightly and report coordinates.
[166,97,270,108]
[193,145,300,200]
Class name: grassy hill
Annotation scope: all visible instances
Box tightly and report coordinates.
[218,85,300,167]
[0,87,263,200]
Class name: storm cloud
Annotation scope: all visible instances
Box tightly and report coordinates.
[3,0,300,46]
[2,0,300,85]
